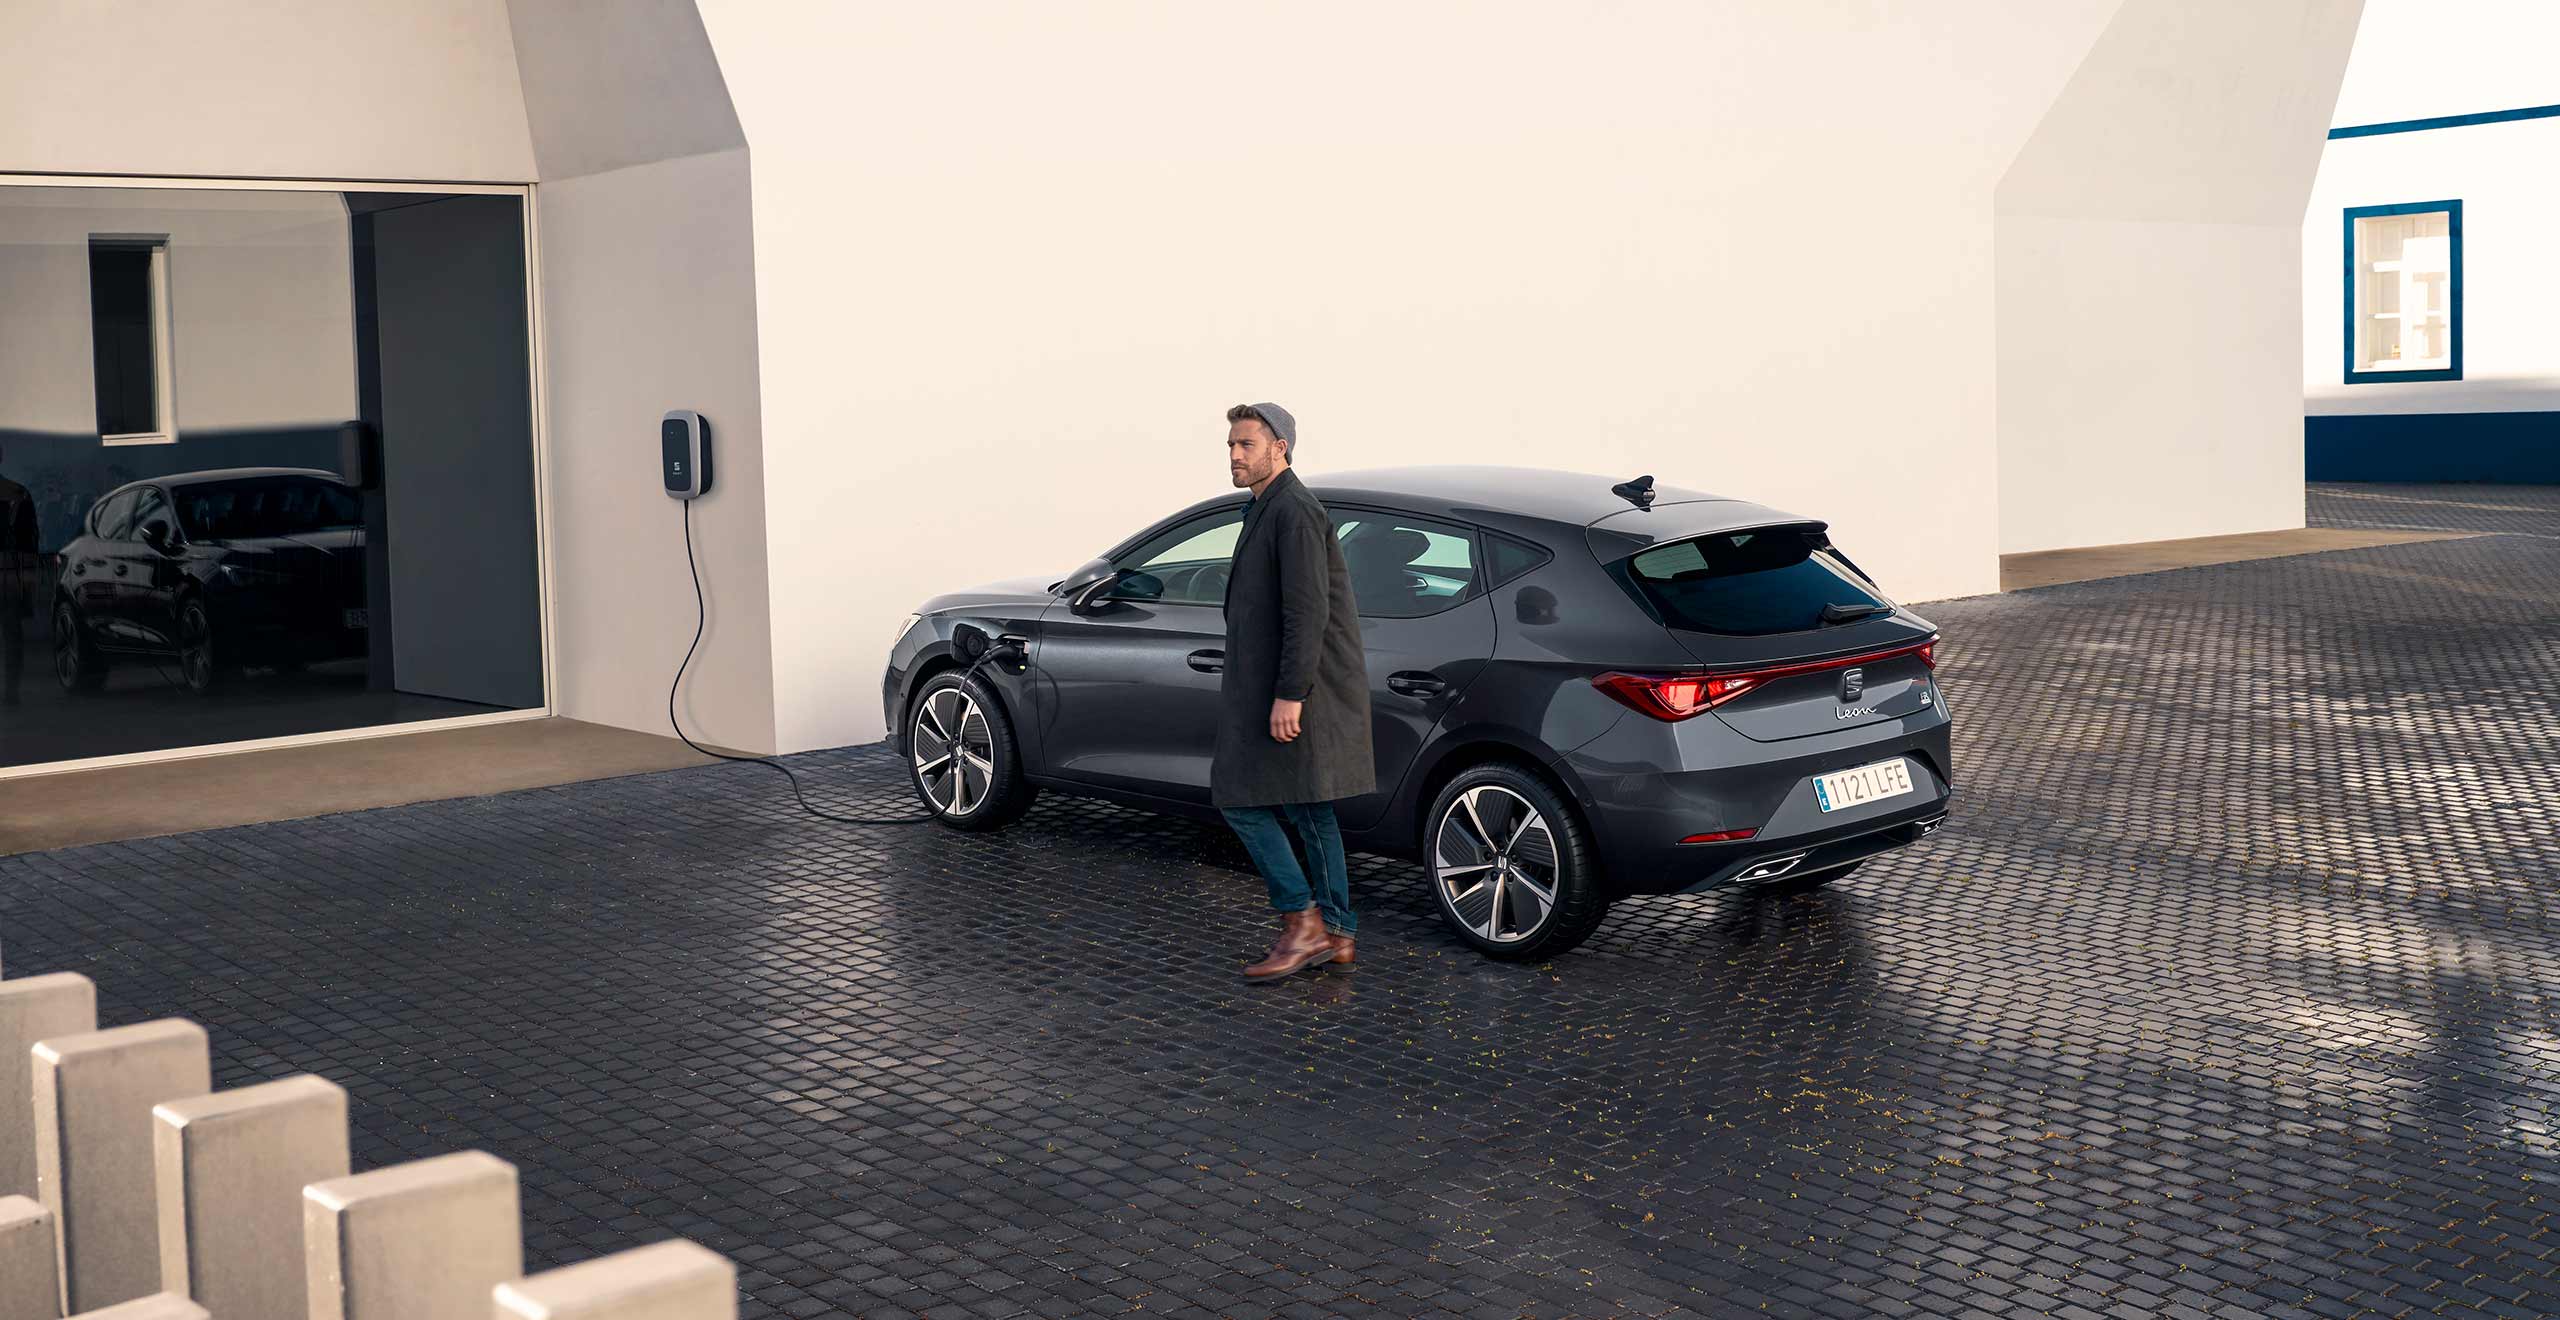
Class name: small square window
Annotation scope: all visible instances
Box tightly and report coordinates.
[2344,201,2461,383]
[89,236,177,444]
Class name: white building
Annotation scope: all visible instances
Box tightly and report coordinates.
[0,0,2362,776]
[2304,0,2560,482]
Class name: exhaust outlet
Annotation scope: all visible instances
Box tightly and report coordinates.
[1736,852,1808,882]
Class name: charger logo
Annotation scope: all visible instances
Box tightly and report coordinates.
[1836,705,1877,720]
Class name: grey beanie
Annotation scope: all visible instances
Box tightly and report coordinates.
[1232,401,1297,455]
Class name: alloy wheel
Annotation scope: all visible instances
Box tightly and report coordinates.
[1433,784,1561,944]
[52,604,81,687]
[180,603,216,691]
[911,685,994,816]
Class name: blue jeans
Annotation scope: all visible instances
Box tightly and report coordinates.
[1220,802,1356,936]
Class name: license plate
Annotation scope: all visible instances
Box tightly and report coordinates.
[343,609,369,630]
[1813,758,1914,812]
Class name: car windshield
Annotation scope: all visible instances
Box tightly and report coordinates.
[174,477,360,541]
[1616,527,1890,636]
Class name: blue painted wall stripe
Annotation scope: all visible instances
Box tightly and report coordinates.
[2330,103,2560,139]
[2306,412,2560,483]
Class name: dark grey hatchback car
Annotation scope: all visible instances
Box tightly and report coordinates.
[883,466,1951,959]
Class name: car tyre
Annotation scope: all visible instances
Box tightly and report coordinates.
[906,669,1035,831]
[176,597,222,695]
[52,600,107,692]
[1425,762,1609,961]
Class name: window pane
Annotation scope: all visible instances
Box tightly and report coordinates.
[2353,209,2453,372]
[1121,508,1244,604]
[1340,511,1478,618]
[130,486,169,536]
[1486,533,1548,585]
[5,185,545,771]
[1620,529,1888,636]
[89,244,157,435]
[1134,514,1242,571]
[93,488,141,540]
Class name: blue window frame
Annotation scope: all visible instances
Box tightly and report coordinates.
[2343,199,2462,384]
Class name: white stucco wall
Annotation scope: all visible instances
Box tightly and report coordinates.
[507,0,776,752]
[1994,0,2361,555]
[697,0,2132,750]
[537,148,779,754]
[0,1,533,183]
[0,187,357,436]
[0,0,2375,765]
[2304,0,2560,418]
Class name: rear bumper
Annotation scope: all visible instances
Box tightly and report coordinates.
[1560,701,1954,897]
[1668,797,1948,893]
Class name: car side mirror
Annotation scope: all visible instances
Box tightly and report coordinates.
[139,521,176,555]
[1057,557,1115,597]
[1068,567,1167,614]
[1068,569,1127,615]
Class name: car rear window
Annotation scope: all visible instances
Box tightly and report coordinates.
[176,478,361,541]
[1615,527,1888,635]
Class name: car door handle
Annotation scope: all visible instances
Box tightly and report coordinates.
[1387,671,1446,697]
[1186,649,1224,673]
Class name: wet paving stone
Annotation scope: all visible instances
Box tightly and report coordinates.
[2,485,2555,1318]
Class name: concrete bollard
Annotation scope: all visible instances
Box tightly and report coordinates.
[492,1240,737,1320]
[67,1297,207,1320]
[304,1151,522,1320]
[0,1194,64,1320]
[154,1074,350,1320]
[33,1020,210,1315]
[2,973,98,1200]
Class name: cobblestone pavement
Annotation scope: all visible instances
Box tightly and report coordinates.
[4,486,2556,1319]
[2309,480,2560,538]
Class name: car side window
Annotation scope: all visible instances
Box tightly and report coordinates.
[1335,508,1479,619]
[92,489,141,541]
[1115,505,1246,606]
[130,487,171,540]
[1485,533,1550,586]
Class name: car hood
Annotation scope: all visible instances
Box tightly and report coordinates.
[918,575,1058,615]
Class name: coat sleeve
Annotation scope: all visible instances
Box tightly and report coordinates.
[1271,504,1332,703]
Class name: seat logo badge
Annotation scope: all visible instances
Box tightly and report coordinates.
[1836,705,1878,720]
[1839,667,1864,702]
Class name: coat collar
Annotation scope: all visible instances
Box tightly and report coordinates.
[1250,466,1303,505]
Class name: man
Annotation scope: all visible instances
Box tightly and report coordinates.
[1213,402,1374,982]
[0,444,36,708]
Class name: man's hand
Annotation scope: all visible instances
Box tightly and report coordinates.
[1269,698,1303,743]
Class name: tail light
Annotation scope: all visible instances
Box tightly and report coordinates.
[1594,634,1940,722]
[1679,828,1758,844]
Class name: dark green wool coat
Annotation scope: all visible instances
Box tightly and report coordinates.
[1211,467,1376,808]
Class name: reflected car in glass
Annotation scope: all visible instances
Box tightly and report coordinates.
[52,467,368,695]
[883,466,1954,960]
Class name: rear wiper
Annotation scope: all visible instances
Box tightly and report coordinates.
[1820,602,1890,625]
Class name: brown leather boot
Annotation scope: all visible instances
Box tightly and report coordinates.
[1243,909,1335,982]
[1326,932,1355,965]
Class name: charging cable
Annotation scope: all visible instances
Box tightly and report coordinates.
[670,499,1007,826]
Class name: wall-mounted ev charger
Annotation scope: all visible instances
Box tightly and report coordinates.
[662,409,711,499]
[660,405,1015,827]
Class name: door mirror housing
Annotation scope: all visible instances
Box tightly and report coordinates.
[1067,567,1166,615]
[138,520,178,555]
[1068,569,1126,615]
[1057,557,1115,596]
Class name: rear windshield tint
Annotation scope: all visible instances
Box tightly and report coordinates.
[1616,528,1888,635]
